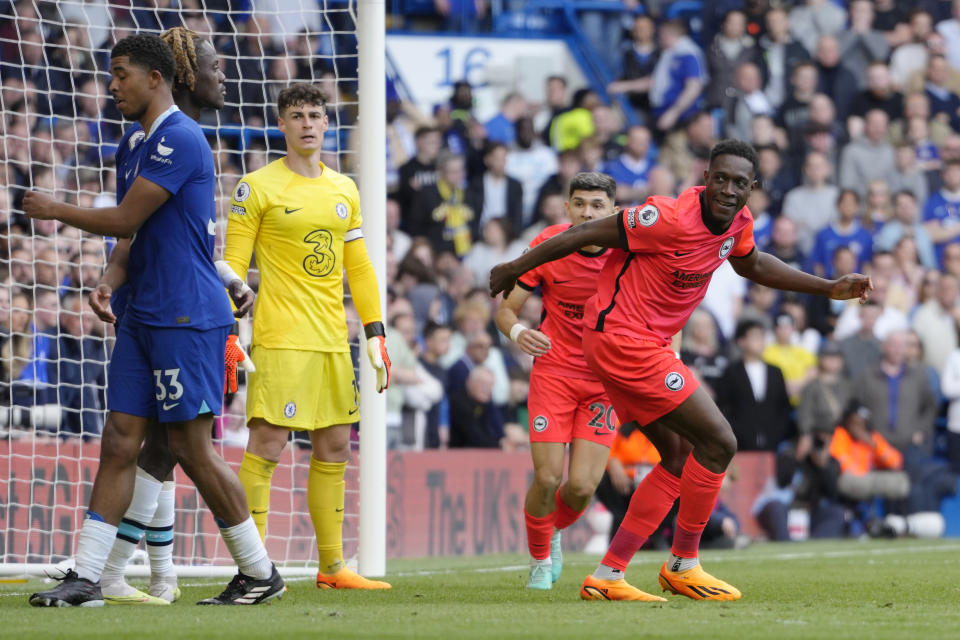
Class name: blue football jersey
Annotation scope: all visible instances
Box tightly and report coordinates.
[110,122,148,325]
[124,108,233,330]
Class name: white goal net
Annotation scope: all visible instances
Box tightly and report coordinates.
[0,0,371,575]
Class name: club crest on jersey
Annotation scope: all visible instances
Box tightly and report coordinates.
[128,130,145,150]
[665,372,685,391]
[719,237,735,259]
[336,202,348,220]
[284,402,297,418]
[234,181,251,202]
[533,415,548,432]
[627,204,659,229]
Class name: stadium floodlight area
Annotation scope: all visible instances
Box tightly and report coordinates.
[0,0,386,578]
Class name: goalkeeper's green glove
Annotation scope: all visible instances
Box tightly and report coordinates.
[364,321,391,393]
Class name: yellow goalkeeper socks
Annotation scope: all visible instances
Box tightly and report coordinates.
[238,451,278,542]
[308,458,347,574]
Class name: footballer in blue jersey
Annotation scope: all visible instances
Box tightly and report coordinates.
[25,33,282,609]
[923,159,960,267]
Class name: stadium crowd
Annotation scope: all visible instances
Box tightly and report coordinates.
[2,0,960,539]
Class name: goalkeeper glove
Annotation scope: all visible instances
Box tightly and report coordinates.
[364,321,391,393]
[224,332,255,394]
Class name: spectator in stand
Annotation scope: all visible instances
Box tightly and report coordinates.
[549,88,598,152]
[912,272,960,374]
[449,366,504,449]
[890,144,930,208]
[790,0,846,56]
[591,105,625,163]
[891,92,952,151]
[420,322,452,448]
[536,75,568,145]
[0,287,36,412]
[797,341,852,460]
[649,19,706,134]
[603,125,653,204]
[777,60,818,153]
[814,35,858,120]
[839,109,896,198]
[853,330,937,457]
[838,0,891,90]
[905,328,943,407]
[397,126,442,217]
[658,110,716,192]
[811,190,873,278]
[756,144,794,216]
[757,7,810,109]
[783,150,837,254]
[863,178,894,232]
[506,117,558,229]
[835,271,909,341]
[938,0,960,70]
[850,62,904,124]
[890,9,935,89]
[434,0,488,32]
[768,215,805,272]
[679,308,729,396]
[534,149,581,217]
[408,151,475,258]
[829,402,910,505]
[462,218,525,288]
[715,319,792,452]
[838,300,883,380]
[875,190,938,269]
[484,92,528,145]
[522,191,567,245]
[443,304,509,407]
[923,158,960,266]
[49,291,107,437]
[747,187,773,251]
[705,9,756,110]
[725,64,776,142]
[387,198,412,262]
[940,337,960,472]
[763,311,818,405]
[467,141,523,234]
[924,55,960,132]
[608,14,658,113]
[944,243,960,279]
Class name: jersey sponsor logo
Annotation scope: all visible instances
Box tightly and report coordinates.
[234,181,251,202]
[128,130,145,150]
[303,229,336,277]
[557,300,584,320]
[156,136,174,157]
[230,204,246,215]
[669,269,711,289]
[149,152,173,165]
[532,415,548,432]
[665,372,685,391]
[718,237,735,259]
[284,401,297,418]
[208,219,216,235]
[336,202,348,219]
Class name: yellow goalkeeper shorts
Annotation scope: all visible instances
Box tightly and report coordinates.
[246,347,359,431]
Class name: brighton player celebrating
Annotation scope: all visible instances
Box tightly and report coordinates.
[87,26,254,606]
[491,140,872,601]
[24,34,283,607]
[495,172,622,589]
[225,83,392,590]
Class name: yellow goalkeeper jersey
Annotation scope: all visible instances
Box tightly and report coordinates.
[225,158,363,352]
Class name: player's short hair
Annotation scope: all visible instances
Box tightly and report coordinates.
[569,172,616,200]
[112,33,176,84]
[277,82,327,117]
[160,27,202,91]
[709,139,759,177]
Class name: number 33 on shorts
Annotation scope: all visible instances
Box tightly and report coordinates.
[154,368,184,411]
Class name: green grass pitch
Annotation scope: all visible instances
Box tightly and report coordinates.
[3,539,960,639]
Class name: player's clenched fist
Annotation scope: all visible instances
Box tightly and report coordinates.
[364,321,391,392]
[22,191,58,220]
[828,274,874,304]
[489,262,519,298]
[88,284,116,324]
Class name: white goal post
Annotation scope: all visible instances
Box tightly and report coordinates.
[0,0,386,577]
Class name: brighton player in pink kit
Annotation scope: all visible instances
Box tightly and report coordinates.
[491,140,873,601]
[495,172,629,589]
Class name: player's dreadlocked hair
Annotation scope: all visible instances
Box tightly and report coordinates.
[709,139,760,177]
[111,33,175,84]
[160,27,200,92]
[277,83,327,117]
[569,171,616,200]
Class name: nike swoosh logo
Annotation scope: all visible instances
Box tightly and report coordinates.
[552,279,573,284]
[161,402,180,411]
[348,407,359,415]
[335,507,345,513]
[674,250,693,257]
[251,509,267,515]
[284,207,302,214]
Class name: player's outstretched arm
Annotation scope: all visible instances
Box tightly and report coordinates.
[495,286,552,357]
[489,215,622,297]
[23,177,170,237]
[89,238,131,324]
[729,249,873,303]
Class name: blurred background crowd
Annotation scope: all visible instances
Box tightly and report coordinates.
[3,0,960,540]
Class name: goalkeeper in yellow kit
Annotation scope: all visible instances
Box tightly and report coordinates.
[226,83,391,590]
